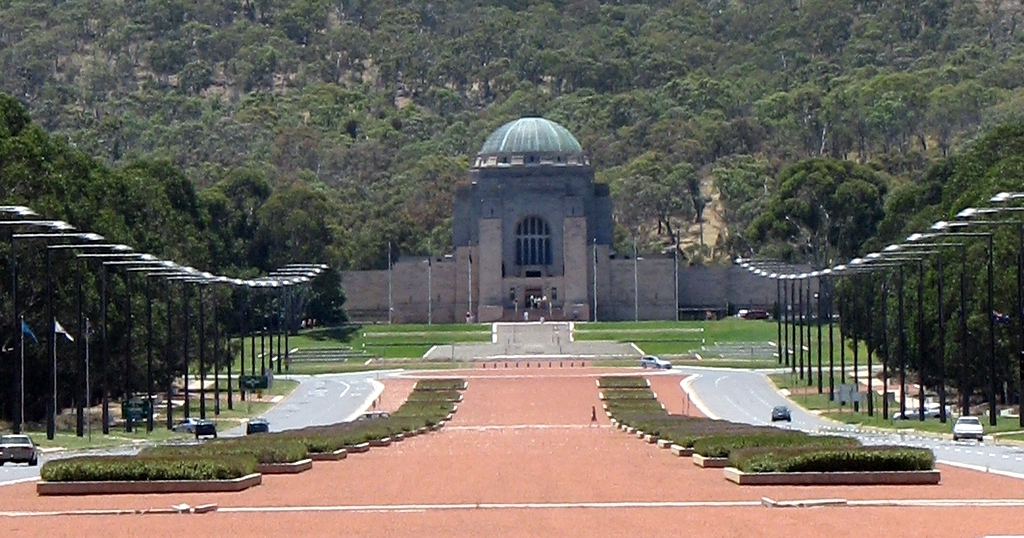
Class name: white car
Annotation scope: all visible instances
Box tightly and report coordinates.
[639,355,672,369]
[0,434,38,466]
[952,416,984,441]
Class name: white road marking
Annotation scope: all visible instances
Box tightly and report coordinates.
[0,477,39,488]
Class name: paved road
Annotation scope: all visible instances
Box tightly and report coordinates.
[676,366,1024,478]
[221,371,400,436]
[0,371,398,485]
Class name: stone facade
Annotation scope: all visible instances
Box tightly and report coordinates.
[340,117,780,323]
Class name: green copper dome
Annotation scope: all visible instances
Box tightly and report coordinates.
[479,117,583,156]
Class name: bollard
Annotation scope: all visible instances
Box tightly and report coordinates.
[516,361,519,368]
[504,362,508,368]
[548,361,552,368]
[527,362,530,368]
[571,361,574,367]
[560,361,563,367]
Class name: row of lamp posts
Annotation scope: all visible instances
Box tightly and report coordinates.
[2,205,327,439]
[739,191,1024,428]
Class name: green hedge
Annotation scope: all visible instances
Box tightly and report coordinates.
[602,389,658,400]
[415,379,466,391]
[692,432,859,458]
[40,455,257,482]
[730,446,935,473]
[406,390,461,402]
[142,438,309,464]
[605,400,665,416]
[597,376,649,389]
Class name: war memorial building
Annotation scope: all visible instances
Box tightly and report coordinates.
[341,117,775,323]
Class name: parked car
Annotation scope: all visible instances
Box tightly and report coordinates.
[194,419,218,439]
[0,434,38,466]
[739,309,770,320]
[172,417,200,434]
[246,418,270,435]
[770,405,792,422]
[639,355,672,369]
[356,411,391,421]
[952,416,984,441]
[892,403,951,421]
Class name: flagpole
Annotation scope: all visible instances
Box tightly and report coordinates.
[86,317,91,442]
[53,317,58,439]
[19,314,25,434]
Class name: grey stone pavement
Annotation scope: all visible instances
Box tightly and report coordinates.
[422,322,641,361]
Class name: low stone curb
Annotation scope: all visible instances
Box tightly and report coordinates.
[368,437,393,447]
[692,454,729,468]
[671,444,694,457]
[656,439,672,449]
[393,433,405,442]
[309,449,349,461]
[643,434,657,444]
[343,443,371,454]
[257,459,313,474]
[37,473,263,496]
[725,467,941,486]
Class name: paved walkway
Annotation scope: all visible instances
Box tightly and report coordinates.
[422,322,640,360]
[5,369,1024,537]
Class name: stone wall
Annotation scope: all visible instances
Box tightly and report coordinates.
[342,260,788,323]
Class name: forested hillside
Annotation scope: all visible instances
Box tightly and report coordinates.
[3,0,1024,266]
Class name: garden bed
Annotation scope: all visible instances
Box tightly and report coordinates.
[38,473,262,496]
[308,449,349,461]
[724,467,941,485]
[692,454,730,468]
[257,459,313,474]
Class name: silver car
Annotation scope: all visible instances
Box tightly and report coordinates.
[0,434,38,466]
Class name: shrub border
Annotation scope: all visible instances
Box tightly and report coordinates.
[257,459,313,474]
[37,473,263,496]
[724,467,941,485]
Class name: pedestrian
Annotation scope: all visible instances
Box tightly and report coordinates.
[591,405,597,426]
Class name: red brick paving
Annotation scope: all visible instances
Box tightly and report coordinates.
[2,367,1023,537]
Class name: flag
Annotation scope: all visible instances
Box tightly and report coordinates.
[21,319,38,344]
[54,318,74,342]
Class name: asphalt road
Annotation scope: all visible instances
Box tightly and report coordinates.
[220,371,399,436]
[0,370,397,485]
[676,366,1024,478]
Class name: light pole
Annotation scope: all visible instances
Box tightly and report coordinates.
[139,265,190,431]
[102,255,163,432]
[44,241,132,437]
[959,203,1024,426]
[931,221,997,425]
[13,230,105,440]
[4,219,75,433]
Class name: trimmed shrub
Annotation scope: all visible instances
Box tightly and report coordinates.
[142,438,309,464]
[730,446,935,473]
[40,455,256,482]
[598,376,649,389]
[602,389,658,400]
[406,390,461,402]
[605,400,665,416]
[415,379,466,391]
[692,432,858,458]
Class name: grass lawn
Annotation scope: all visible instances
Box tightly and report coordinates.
[27,426,193,451]
[770,373,1024,436]
[14,379,300,451]
[998,432,1024,442]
